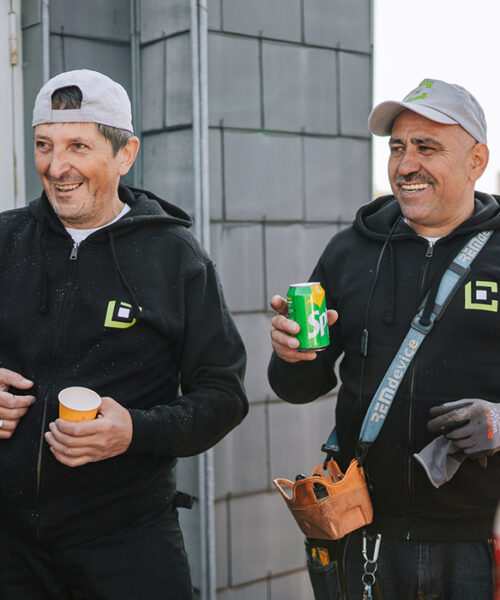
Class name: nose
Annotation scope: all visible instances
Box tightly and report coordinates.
[47,150,71,180]
[396,148,420,176]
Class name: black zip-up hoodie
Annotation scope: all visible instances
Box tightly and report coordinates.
[0,184,247,548]
[269,192,500,541]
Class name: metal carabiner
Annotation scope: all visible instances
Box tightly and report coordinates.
[361,531,381,599]
[362,531,381,563]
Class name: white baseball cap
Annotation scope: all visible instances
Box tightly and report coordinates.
[368,78,487,143]
[32,69,134,133]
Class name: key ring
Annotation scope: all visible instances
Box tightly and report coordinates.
[361,531,382,600]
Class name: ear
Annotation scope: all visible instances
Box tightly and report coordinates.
[118,137,140,176]
[469,142,489,183]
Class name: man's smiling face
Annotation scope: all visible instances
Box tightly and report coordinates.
[388,110,487,237]
[34,121,125,229]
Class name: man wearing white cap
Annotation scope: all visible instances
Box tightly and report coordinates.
[268,79,499,598]
[0,69,247,599]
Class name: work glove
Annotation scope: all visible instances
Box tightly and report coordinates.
[414,437,466,488]
[426,399,500,458]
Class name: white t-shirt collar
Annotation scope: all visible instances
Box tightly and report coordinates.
[65,204,131,245]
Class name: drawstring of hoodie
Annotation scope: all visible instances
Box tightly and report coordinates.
[383,241,396,325]
[361,215,402,356]
[108,231,142,320]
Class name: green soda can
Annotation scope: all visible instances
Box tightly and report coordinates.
[287,282,330,351]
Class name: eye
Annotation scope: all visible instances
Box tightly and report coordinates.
[72,143,87,150]
[35,140,49,151]
[389,145,403,156]
[418,144,439,154]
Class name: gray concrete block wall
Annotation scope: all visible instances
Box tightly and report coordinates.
[209,1,373,597]
[262,42,337,134]
[222,0,302,42]
[304,0,371,52]
[223,131,303,221]
[142,129,194,213]
[140,0,191,42]
[21,13,44,202]
[208,34,261,129]
[50,0,129,41]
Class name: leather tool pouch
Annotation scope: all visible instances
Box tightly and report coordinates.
[273,458,373,540]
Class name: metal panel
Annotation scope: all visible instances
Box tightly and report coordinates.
[214,403,268,498]
[22,22,44,202]
[21,0,40,28]
[304,0,371,52]
[209,223,265,311]
[223,130,303,221]
[263,41,337,134]
[140,0,190,42]
[141,41,165,131]
[229,492,305,585]
[50,0,130,41]
[265,224,340,304]
[49,35,131,93]
[339,52,372,137]
[222,0,301,42]
[166,32,192,126]
[304,137,370,221]
[142,130,195,214]
[207,33,260,129]
[207,0,221,30]
[232,313,276,402]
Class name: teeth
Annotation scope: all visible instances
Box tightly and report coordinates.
[401,183,429,191]
[55,183,80,191]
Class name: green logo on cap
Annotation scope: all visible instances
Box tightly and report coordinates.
[406,80,434,103]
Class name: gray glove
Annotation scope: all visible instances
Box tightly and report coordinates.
[414,437,466,488]
[427,399,500,458]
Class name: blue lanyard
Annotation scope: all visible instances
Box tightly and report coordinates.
[323,230,493,455]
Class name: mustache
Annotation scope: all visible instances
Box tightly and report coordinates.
[395,174,433,186]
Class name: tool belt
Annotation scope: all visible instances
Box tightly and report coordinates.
[273,458,373,540]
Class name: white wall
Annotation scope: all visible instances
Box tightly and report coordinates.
[1,0,25,210]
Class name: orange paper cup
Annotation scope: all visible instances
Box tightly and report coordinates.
[58,386,101,422]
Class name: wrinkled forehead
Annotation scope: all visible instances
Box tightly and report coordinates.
[34,121,104,140]
[390,110,475,144]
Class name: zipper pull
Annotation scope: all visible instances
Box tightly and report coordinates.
[425,243,434,258]
[70,242,79,260]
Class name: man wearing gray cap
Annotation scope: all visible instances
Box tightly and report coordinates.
[0,69,247,599]
[268,78,499,599]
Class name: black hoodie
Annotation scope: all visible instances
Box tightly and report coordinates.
[0,184,247,548]
[269,192,500,541]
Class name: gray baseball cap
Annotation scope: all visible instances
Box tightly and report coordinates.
[368,78,487,143]
[32,69,134,133]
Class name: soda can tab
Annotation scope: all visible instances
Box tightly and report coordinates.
[287,282,330,351]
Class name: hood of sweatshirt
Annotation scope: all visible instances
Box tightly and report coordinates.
[351,191,500,329]
[27,184,193,315]
[28,184,193,238]
[353,191,500,241]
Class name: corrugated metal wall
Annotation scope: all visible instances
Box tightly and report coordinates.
[19,1,373,598]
